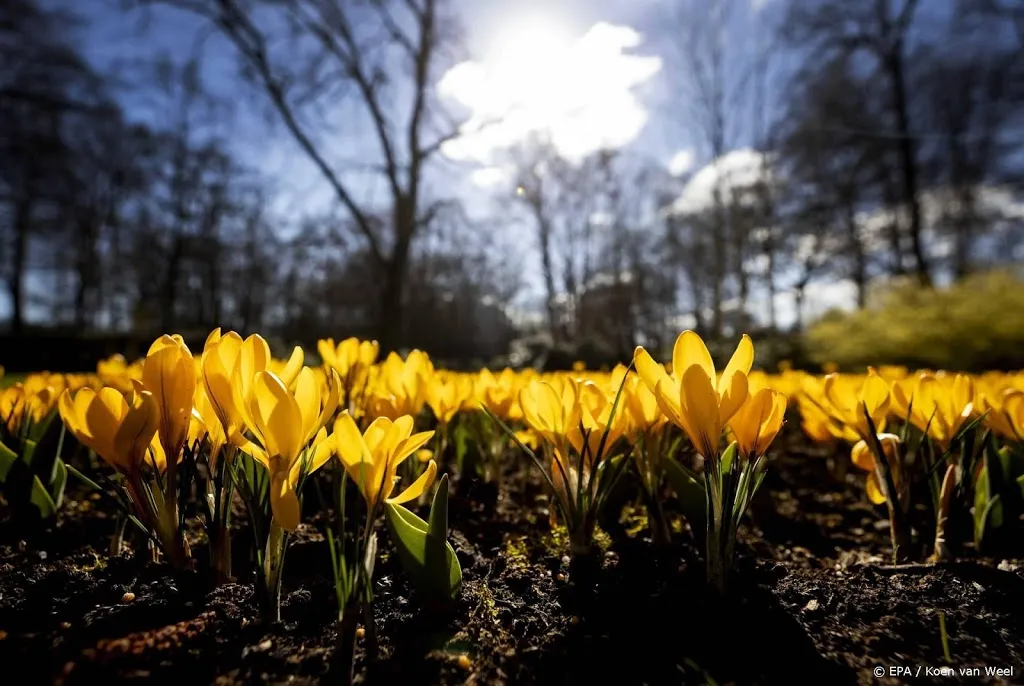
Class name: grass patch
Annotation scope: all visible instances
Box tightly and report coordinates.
[0,372,27,389]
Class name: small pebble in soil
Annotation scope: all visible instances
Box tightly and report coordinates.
[457,655,472,670]
[803,599,820,613]
[356,627,366,640]
[121,592,136,603]
[60,622,72,630]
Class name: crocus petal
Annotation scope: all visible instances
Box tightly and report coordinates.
[680,364,721,457]
[387,459,437,505]
[270,472,301,531]
[280,346,305,387]
[850,439,875,472]
[633,347,674,396]
[673,330,715,382]
[718,334,754,395]
[865,473,887,505]
[861,370,891,422]
[393,429,436,468]
[230,430,270,467]
[717,366,749,427]
[290,428,335,488]
[293,367,321,443]
[334,412,371,468]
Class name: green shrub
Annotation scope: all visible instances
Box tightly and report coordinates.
[804,270,1024,372]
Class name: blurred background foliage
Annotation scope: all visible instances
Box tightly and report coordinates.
[806,270,1024,372]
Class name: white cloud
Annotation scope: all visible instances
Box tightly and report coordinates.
[589,210,614,227]
[439,21,662,165]
[751,0,772,11]
[667,148,695,176]
[670,148,769,215]
[470,166,510,188]
[855,183,1024,259]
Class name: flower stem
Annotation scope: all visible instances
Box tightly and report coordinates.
[932,463,956,562]
[263,521,288,622]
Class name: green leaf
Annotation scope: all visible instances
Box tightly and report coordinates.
[427,473,449,541]
[49,458,67,509]
[0,439,18,479]
[663,457,706,535]
[452,420,470,472]
[0,446,59,519]
[720,441,738,475]
[972,436,1024,550]
[385,474,462,602]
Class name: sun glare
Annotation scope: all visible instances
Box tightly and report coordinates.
[439,17,662,169]
[484,18,574,117]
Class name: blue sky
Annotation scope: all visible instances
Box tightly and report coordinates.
[51,0,780,198]
[29,0,843,326]
[29,0,1002,329]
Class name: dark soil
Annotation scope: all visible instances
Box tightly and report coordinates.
[2,426,1023,685]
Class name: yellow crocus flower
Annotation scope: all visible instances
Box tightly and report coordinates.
[851,433,903,505]
[234,368,338,531]
[367,351,431,420]
[189,384,227,467]
[476,368,522,419]
[201,330,303,441]
[426,374,472,426]
[518,378,581,461]
[318,337,379,379]
[200,329,245,437]
[634,331,753,459]
[905,372,975,448]
[58,382,159,477]
[623,373,667,438]
[821,368,890,442]
[729,388,787,461]
[333,411,436,510]
[570,381,624,464]
[979,389,1023,441]
[142,334,195,461]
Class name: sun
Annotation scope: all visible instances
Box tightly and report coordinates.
[438,18,663,167]
[482,16,575,115]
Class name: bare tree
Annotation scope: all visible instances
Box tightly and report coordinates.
[0,0,106,333]
[138,0,472,349]
[785,0,932,286]
[671,0,738,339]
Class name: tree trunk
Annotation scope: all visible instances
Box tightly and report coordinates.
[162,237,184,332]
[882,179,905,276]
[765,233,777,333]
[537,214,559,343]
[710,184,726,340]
[10,196,32,335]
[887,48,931,286]
[74,212,98,331]
[845,203,867,309]
[379,204,413,352]
[794,280,807,331]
